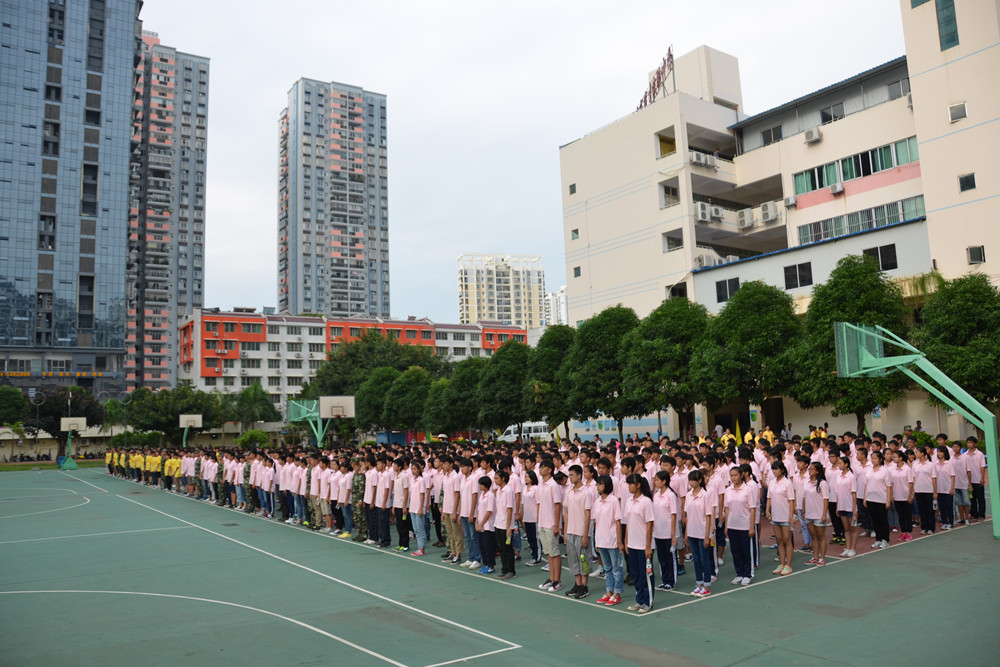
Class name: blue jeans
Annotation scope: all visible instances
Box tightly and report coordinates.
[598,547,624,594]
[688,536,713,586]
[461,516,481,562]
[627,548,651,606]
[797,509,811,545]
[341,502,354,533]
[413,509,429,549]
[236,484,246,504]
[524,522,539,561]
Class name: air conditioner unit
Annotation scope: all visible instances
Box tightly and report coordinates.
[726,255,740,263]
[240,369,248,375]
[214,367,221,373]
[240,352,248,358]
[784,195,797,208]
[689,151,706,166]
[295,352,303,358]
[761,201,778,222]
[804,127,823,144]
[737,210,755,230]
[693,254,716,269]
[695,201,712,222]
[275,351,282,357]
[967,245,986,264]
[710,205,724,220]
[830,182,844,195]
[706,155,718,169]
[906,93,913,109]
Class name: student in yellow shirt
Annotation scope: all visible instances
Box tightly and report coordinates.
[105,450,113,475]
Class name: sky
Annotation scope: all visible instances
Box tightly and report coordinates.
[140,0,908,323]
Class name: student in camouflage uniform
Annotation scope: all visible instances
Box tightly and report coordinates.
[351,457,367,542]
[193,453,203,499]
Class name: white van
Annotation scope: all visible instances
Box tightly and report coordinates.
[498,422,551,442]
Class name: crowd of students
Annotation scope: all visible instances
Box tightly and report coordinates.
[105,425,989,614]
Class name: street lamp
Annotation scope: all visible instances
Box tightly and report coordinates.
[98,391,111,450]
[29,392,45,457]
[118,391,132,449]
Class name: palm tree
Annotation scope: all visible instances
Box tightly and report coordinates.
[235,383,279,433]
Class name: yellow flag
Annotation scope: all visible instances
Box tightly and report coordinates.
[554,427,561,445]
[734,420,742,448]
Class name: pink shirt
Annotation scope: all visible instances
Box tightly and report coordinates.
[537,478,564,530]
[935,459,955,494]
[890,464,913,502]
[260,467,274,493]
[865,466,890,504]
[476,488,496,532]
[408,476,425,515]
[802,479,830,521]
[592,495,622,549]
[521,486,538,523]
[318,468,331,500]
[494,485,514,530]
[684,489,714,540]
[836,471,857,512]
[392,471,409,509]
[769,477,794,523]
[441,470,459,514]
[623,495,654,549]
[651,489,678,540]
[912,460,936,494]
[363,468,378,504]
[563,484,592,537]
[377,468,395,508]
[724,483,755,531]
[459,473,478,518]
[951,454,969,490]
[967,449,987,484]
[338,472,352,504]
[792,470,808,510]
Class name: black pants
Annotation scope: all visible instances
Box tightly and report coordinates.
[496,527,515,574]
[431,501,444,542]
[938,493,955,526]
[654,537,676,587]
[971,483,986,519]
[479,528,496,568]
[729,529,752,579]
[915,492,935,532]
[394,508,410,548]
[376,507,392,546]
[367,505,378,539]
[894,500,914,533]
[868,502,890,542]
[828,501,845,539]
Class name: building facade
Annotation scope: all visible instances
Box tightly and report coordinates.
[559,1,1000,436]
[178,309,525,414]
[457,254,546,328]
[125,31,209,391]
[0,0,143,396]
[544,285,568,326]
[277,79,389,318]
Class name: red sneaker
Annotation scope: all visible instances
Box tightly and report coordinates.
[605,595,622,606]
[596,593,611,604]
[411,549,425,557]
[805,558,819,565]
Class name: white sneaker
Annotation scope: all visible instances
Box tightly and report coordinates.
[459,560,472,567]
[364,539,377,545]
[840,549,850,557]
[717,557,724,566]
[846,549,856,557]
[731,577,742,585]
[740,577,752,586]
[467,560,481,569]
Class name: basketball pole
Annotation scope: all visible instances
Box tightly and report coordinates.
[60,427,78,470]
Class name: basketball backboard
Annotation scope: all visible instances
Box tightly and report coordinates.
[319,396,355,419]
[834,322,886,378]
[179,414,203,428]
[60,417,86,432]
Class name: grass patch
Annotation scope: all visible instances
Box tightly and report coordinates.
[0,460,105,472]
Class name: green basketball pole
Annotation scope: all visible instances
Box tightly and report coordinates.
[834,323,999,540]
[61,429,78,470]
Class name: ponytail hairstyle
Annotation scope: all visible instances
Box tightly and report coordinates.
[840,456,852,470]
[808,461,827,491]
[495,469,510,484]
[655,470,678,495]
[739,463,758,484]
[687,468,706,490]
[770,460,788,479]
[625,473,653,500]
[936,445,951,461]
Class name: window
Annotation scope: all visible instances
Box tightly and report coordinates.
[761,125,782,146]
[795,136,918,194]
[242,342,262,352]
[329,327,343,337]
[268,359,281,369]
[514,334,525,343]
[205,340,218,350]
[421,330,432,340]
[887,78,911,100]
[486,333,494,342]
[308,326,323,336]
[949,102,967,123]
[268,376,282,387]
[287,376,303,386]
[498,334,509,342]
[716,278,740,303]
[349,327,361,337]
[204,377,217,387]
[968,246,986,265]
[912,0,931,7]
[224,340,236,350]
[452,333,466,341]
[435,346,449,356]
[223,377,235,386]
[205,321,218,332]
[286,342,302,352]
[959,173,976,192]
[470,348,481,357]
[863,244,899,271]
[223,322,236,333]
[405,330,416,339]
[267,325,280,335]
[797,196,925,245]
[571,229,579,240]
[936,0,959,50]
[819,102,845,124]
[784,262,813,289]
[573,266,581,278]
[453,347,466,356]
[668,283,688,300]
[268,342,280,352]
[287,326,301,335]
[222,358,235,368]
[287,360,303,369]
[568,183,576,195]
[661,230,683,253]
[308,343,325,353]
[241,359,261,369]
[435,331,448,340]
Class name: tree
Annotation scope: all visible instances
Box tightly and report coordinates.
[692,281,801,410]
[525,325,576,438]
[913,273,1000,418]
[382,366,432,433]
[422,378,454,436]
[355,366,401,432]
[621,299,709,435]
[563,305,643,442]
[129,385,227,446]
[0,385,28,426]
[445,357,488,438]
[789,255,909,434]
[235,429,273,448]
[235,382,281,430]
[478,341,531,436]
[302,329,449,398]
[21,385,104,459]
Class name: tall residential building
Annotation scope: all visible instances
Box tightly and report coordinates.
[125,31,209,390]
[0,0,142,396]
[277,79,389,318]
[457,254,546,328]
[559,1,1000,438]
[544,285,568,326]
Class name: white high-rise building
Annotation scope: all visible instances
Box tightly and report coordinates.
[544,286,568,325]
[457,254,546,329]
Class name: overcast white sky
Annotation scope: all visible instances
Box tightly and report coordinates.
[140,0,907,323]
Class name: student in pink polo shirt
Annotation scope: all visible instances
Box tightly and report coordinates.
[685,469,715,597]
[408,459,428,556]
[391,458,411,552]
[475,476,496,575]
[651,471,679,591]
[622,473,654,613]
[493,470,516,579]
[803,462,831,565]
[965,437,987,520]
[935,446,956,530]
[521,470,541,566]
[724,465,757,585]
[536,459,564,593]
[562,465,593,599]
[592,475,624,606]
[766,461,795,575]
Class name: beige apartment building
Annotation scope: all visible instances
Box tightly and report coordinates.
[559,0,1000,439]
[457,254,547,328]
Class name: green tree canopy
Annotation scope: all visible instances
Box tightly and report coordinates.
[0,385,28,425]
[235,429,273,448]
[622,298,709,427]
[129,385,227,446]
[422,377,454,435]
[21,385,104,458]
[477,340,531,434]
[789,255,910,433]
[235,382,281,429]
[525,325,576,434]
[693,281,801,409]
[355,366,402,432]
[302,329,449,398]
[445,356,488,435]
[913,273,1000,415]
[563,305,643,442]
[382,366,433,432]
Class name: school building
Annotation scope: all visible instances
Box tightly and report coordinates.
[559,1,1000,439]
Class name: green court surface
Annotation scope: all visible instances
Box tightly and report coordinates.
[1,468,998,666]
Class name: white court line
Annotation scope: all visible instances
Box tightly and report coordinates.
[642,518,994,615]
[0,487,79,495]
[0,590,408,667]
[422,646,523,667]
[0,526,190,545]
[117,494,521,656]
[59,470,108,492]
[0,496,90,519]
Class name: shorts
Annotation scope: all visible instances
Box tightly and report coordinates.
[538,527,560,558]
[771,521,790,527]
[676,520,686,541]
[319,499,332,516]
[807,519,830,527]
[838,510,854,518]
[954,488,970,506]
[181,476,188,485]
[565,534,584,575]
